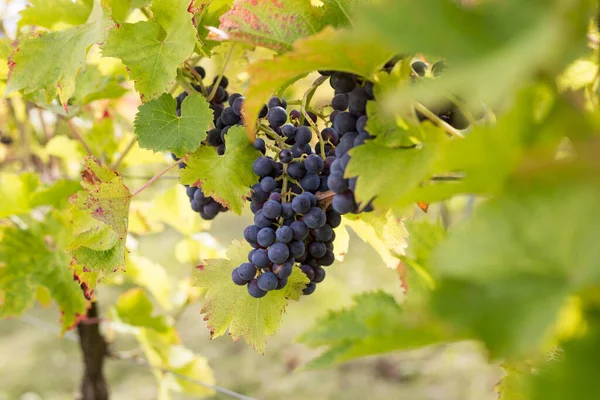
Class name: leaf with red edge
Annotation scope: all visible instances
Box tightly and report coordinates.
[194,240,309,354]
[179,126,260,215]
[243,27,394,140]
[218,0,326,53]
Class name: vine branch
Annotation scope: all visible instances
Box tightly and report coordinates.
[132,158,185,196]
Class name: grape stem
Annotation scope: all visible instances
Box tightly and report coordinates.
[110,136,137,171]
[302,76,329,159]
[66,119,98,162]
[413,102,464,138]
[208,43,236,102]
[258,124,287,148]
[132,157,186,197]
[184,62,208,97]
[176,69,196,96]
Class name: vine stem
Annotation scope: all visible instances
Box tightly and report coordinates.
[208,43,236,102]
[413,102,464,138]
[302,75,329,159]
[132,158,185,196]
[258,124,286,148]
[66,119,98,160]
[110,137,137,171]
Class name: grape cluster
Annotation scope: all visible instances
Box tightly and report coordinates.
[231,98,340,298]
[175,66,232,220]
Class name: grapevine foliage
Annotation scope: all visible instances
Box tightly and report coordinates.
[1,0,599,398]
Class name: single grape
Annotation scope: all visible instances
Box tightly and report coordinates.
[228,93,242,107]
[259,105,268,118]
[276,277,288,290]
[221,107,240,125]
[287,161,306,180]
[248,249,257,263]
[193,65,206,79]
[251,248,270,269]
[254,138,266,153]
[267,106,287,127]
[260,176,277,192]
[232,268,248,285]
[304,191,317,206]
[411,61,427,77]
[289,240,306,259]
[206,128,223,146]
[321,128,339,145]
[348,87,368,116]
[292,194,311,214]
[268,242,290,264]
[190,200,202,212]
[186,186,196,198]
[251,184,269,202]
[326,210,342,228]
[303,207,326,229]
[318,250,335,266]
[273,261,293,279]
[282,123,296,138]
[313,224,333,242]
[238,262,257,281]
[312,266,326,283]
[300,173,320,192]
[269,192,282,203]
[257,227,276,247]
[331,93,349,111]
[203,202,220,219]
[291,143,311,158]
[319,176,329,192]
[332,192,357,214]
[252,156,273,177]
[217,143,226,155]
[330,159,344,175]
[432,60,446,77]
[289,109,301,120]
[333,112,358,135]
[294,126,312,146]
[193,188,206,204]
[279,149,293,163]
[262,200,282,219]
[330,72,356,93]
[254,210,272,229]
[299,264,315,281]
[302,282,317,295]
[257,272,278,291]
[328,173,349,194]
[364,81,375,99]
[248,279,267,298]
[268,96,287,109]
[276,226,294,243]
[232,96,245,116]
[305,154,324,173]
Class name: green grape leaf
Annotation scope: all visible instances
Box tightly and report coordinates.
[345,125,444,210]
[320,0,370,27]
[218,0,325,52]
[431,182,600,358]
[102,0,148,21]
[195,240,309,354]
[134,93,213,156]
[18,0,92,30]
[243,26,394,140]
[102,0,197,101]
[85,116,120,164]
[6,2,111,107]
[297,291,457,369]
[68,224,127,277]
[111,288,169,332]
[343,210,408,269]
[497,364,532,400]
[0,220,88,331]
[70,64,128,106]
[180,126,260,214]
[30,179,82,209]
[195,1,233,53]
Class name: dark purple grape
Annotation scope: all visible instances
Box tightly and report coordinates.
[279,149,293,163]
[330,72,356,93]
[292,195,311,214]
[332,192,357,214]
[232,268,248,285]
[312,266,326,283]
[269,192,282,202]
[321,128,339,144]
[254,138,266,153]
[348,87,368,116]
[268,242,290,264]
[267,106,287,127]
[228,93,242,107]
[203,202,220,219]
[268,96,287,110]
[326,210,342,228]
[281,202,294,219]
[411,61,427,77]
[232,96,245,116]
[262,200,282,219]
[257,227,276,247]
[303,207,326,229]
[305,154,324,173]
[273,261,293,279]
[282,124,296,138]
[248,279,267,298]
[238,263,257,281]
[294,126,312,146]
[259,105,268,118]
[260,176,277,192]
[328,174,348,194]
[334,112,358,135]
[319,250,335,266]
[313,224,333,242]
[206,128,223,146]
[331,93,349,111]
[276,277,288,290]
[251,248,270,269]
[257,271,278,291]
[303,282,317,295]
[300,264,315,281]
[254,210,272,229]
[300,173,320,192]
[253,156,273,177]
[276,226,294,243]
[289,240,306,259]
[221,107,240,125]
